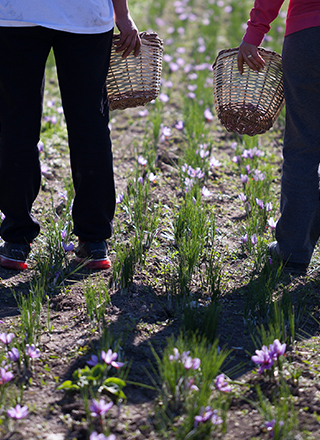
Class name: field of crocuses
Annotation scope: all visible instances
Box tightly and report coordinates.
[1,0,320,439]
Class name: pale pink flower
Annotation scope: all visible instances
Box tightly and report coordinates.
[163,54,173,63]
[169,62,179,72]
[101,349,124,369]
[210,156,221,168]
[268,217,277,229]
[7,404,28,419]
[137,155,147,166]
[204,108,214,121]
[159,93,169,103]
[138,109,149,117]
[175,120,184,130]
[202,186,211,197]
[148,173,157,183]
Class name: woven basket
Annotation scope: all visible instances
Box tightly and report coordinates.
[212,47,285,136]
[107,32,163,111]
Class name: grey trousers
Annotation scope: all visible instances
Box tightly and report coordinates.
[275,26,320,265]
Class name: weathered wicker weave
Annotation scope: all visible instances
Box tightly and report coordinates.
[107,32,163,111]
[212,47,285,136]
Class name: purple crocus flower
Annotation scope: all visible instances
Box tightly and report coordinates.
[215,374,232,392]
[183,356,201,370]
[87,354,99,367]
[255,198,264,209]
[7,347,19,362]
[25,344,40,359]
[209,156,221,168]
[194,406,214,426]
[195,168,204,179]
[180,351,190,362]
[159,93,169,102]
[148,172,157,183]
[116,193,124,204]
[253,169,265,181]
[268,218,277,229]
[169,62,179,72]
[184,177,194,192]
[199,149,209,159]
[191,357,201,370]
[0,367,14,384]
[37,141,44,152]
[269,339,286,361]
[211,410,223,425]
[238,193,247,203]
[101,349,124,369]
[139,109,149,117]
[265,202,273,212]
[163,54,173,63]
[41,164,50,174]
[169,348,180,361]
[62,241,74,252]
[194,406,222,427]
[187,166,196,178]
[175,120,184,130]
[204,108,214,121]
[186,92,196,99]
[137,155,147,166]
[265,419,276,438]
[188,378,199,391]
[251,345,274,374]
[241,233,249,244]
[242,149,253,159]
[251,234,258,246]
[90,432,116,440]
[7,404,28,419]
[265,419,284,438]
[161,126,171,138]
[0,333,15,345]
[240,174,248,184]
[202,186,211,197]
[90,399,113,418]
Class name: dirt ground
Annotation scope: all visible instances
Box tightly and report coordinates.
[1,100,320,440]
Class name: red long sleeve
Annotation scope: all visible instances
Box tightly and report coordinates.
[243,0,320,47]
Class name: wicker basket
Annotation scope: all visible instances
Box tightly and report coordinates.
[107,32,163,111]
[212,47,285,136]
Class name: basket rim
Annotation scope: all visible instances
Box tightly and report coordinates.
[112,31,163,45]
[212,46,282,70]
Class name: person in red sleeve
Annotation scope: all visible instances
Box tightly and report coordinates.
[238,1,320,274]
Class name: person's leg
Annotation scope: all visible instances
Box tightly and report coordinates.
[275,26,320,266]
[52,30,115,243]
[0,26,52,245]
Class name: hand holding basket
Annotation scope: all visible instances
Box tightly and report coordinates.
[212,47,285,136]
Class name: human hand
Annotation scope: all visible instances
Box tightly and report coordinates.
[114,14,141,58]
[237,41,265,74]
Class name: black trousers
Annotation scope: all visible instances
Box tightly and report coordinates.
[0,26,115,243]
[275,26,320,265]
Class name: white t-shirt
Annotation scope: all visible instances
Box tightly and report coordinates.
[0,0,114,34]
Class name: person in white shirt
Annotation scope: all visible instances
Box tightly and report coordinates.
[0,0,140,270]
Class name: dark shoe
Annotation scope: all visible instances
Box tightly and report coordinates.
[268,241,308,275]
[74,240,111,270]
[0,242,31,270]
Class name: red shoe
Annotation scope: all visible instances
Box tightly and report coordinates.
[0,242,30,270]
[74,240,111,269]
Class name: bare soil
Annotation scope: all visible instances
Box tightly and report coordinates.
[1,98,320,440]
